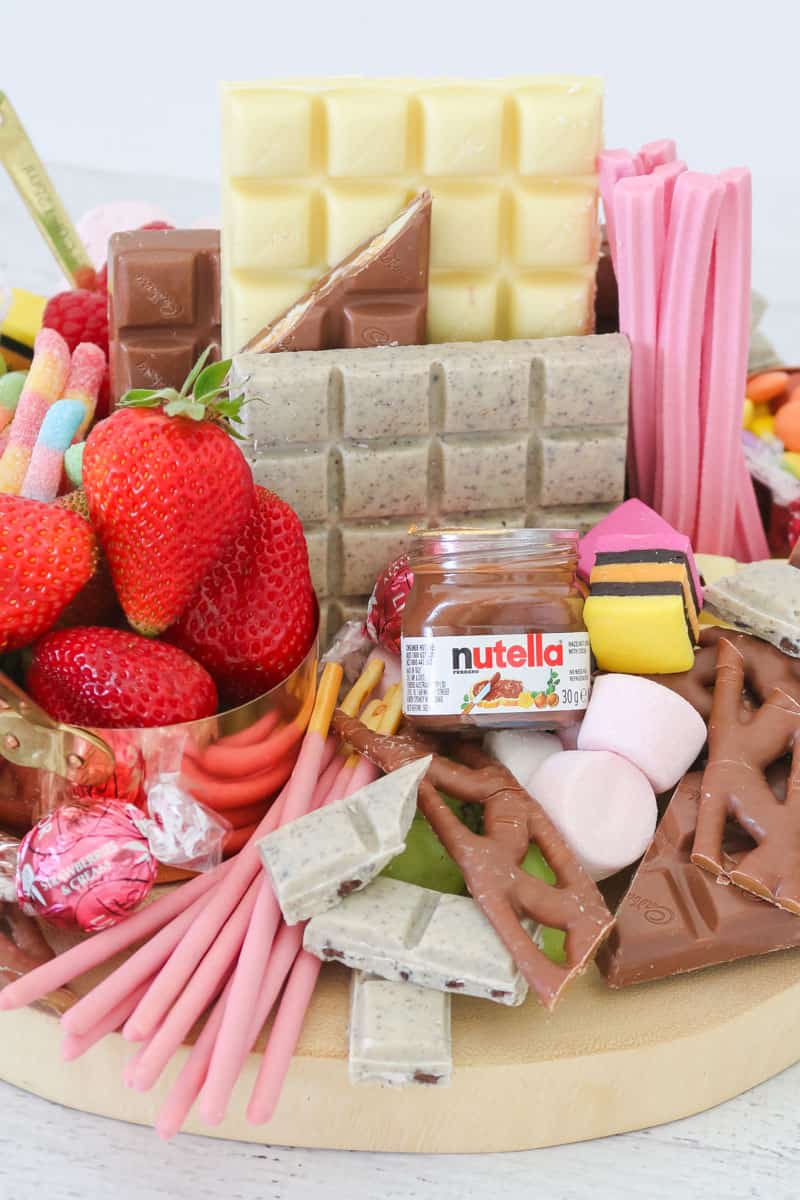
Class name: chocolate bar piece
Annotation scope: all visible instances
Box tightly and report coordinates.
[245,192,430,353]
[108,229,221,404]
[349,972,452,1087]
[598,773,800,986]
[221,78,603,352]
[232,333,630,644]
[704,560,800,657]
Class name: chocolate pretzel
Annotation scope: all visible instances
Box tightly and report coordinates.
[653,626,800,721]
[692,636,800,913]
[332,712,614,1010]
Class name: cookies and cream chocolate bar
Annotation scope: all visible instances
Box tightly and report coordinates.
[348,972,452,1087]
[258,758,430,925]
[303,876,532,1006]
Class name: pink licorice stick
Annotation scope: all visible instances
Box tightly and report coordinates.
[61,978,152,1062]
[638,139,677,172]
[654,172,725,534]
[246,760,370,1125]
[311,751,348,809]
[61,883,220,1037]
[614,174,666,506]
[122,791,288,1043]
[199,723,334,1123]
[735,462,770,560]
[597,149,641,265]
[696,169,754,553]
[652,159,687,220]
[128,875,262,1091]
[0,859,229,1012]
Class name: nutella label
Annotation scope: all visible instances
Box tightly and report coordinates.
[401,632,591,718]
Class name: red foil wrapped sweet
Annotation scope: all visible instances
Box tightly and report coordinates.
[365,555,414,656]
[16,802,157,932]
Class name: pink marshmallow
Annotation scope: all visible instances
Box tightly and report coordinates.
[76,203,174,269]
[577,674,707,794]
[530,751,657,882]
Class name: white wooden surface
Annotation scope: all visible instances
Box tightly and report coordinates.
[1,161,799,1197]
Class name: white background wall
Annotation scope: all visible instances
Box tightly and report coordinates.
[2,0,797,356]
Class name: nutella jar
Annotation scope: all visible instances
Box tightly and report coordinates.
[401,528,590,732]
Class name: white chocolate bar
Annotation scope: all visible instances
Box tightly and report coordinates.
[258,758,430,924]
[705,561,800,657]
[232,334,630,643]
[221,77,603,353]
[349,972,452,1088]
[303,875,532,1006]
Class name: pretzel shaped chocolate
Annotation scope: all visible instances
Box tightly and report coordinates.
[654,627,800,721]
[692,636,800,913]
[332,712,614,1010]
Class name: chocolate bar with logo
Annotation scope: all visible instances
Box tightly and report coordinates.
[108,229,221,405]
[597,773,800,987]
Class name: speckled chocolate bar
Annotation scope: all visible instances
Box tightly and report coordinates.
[232,333,630,642]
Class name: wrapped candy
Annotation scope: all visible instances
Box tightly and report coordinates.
[365,554,413,657]
[16,801,157,932]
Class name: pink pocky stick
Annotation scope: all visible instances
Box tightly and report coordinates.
[61,979,152,1062]
[597,149,641,265]
[654,172,725,534]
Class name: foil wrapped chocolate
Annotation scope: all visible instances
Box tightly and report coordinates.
[16,801,157,932]
[365,555,413,657]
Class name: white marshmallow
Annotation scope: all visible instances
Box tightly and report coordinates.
[577,674,707,793]
[483,729,563,793]
[530,750,657,881]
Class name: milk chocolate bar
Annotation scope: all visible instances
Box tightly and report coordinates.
[304,876,531,1006]
[221,78,603,352]
[598,773,800,987]
[245,192,430,353]
[349,972,452,1087]
[258,758,429,924]
[108,229,221,404]
[232,333,630,643]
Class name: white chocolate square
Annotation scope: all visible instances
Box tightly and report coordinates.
[324,90,410,178]
[514,80,603,176]
[420,87,505,176]
[512,183,598,269]
[228,184,314,272]
[508,271,595,340]
[324,183,412,266]
[428,184,502,270]
[427,276,498,343]
[226,89,315,178]
[227,273,316,354]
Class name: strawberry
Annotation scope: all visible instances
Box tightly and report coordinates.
[0,495,97,653]
[82,350,255,636]
[168,487,316,706]
[26,627,218,728]
[53,490,121,628]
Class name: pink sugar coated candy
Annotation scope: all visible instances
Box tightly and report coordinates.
[578,499,703,606]
[577,674,707,794]
[530,750,657,882]
[16,801,157,932]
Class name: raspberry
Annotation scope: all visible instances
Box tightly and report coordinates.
[94,263,108,293]
[43,289,108,355]
[139,220,174,231]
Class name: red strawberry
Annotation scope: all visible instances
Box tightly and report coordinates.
[26,627,218,728]
[0,495,97,653]
[169,487,316,706]
[82,351,255,636]
[54,490,121,628]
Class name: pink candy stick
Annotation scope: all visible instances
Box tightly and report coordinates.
[122,790,288,1043]
[696,169,755,553]
[597,149,641,264]
[62,341,107,442]
[654,172,725,534]
[61,978,152,1062]
[638,139,677,172]
[653,159,688,219]
[61,877,226,1037]
[0,859,228,1012]
[735,463,770,560]
[198,716,337,1123]
[311,751,348,808]
[129,875,262,1091]
[614,174,666,505]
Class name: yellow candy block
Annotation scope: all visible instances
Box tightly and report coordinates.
[743,397,754,428]
[750,413,775,439]
[583,591,695,674]
[0,289,45,370]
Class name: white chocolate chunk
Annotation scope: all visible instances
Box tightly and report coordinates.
[705,561,800,657]
[304,876,531,1006]
[349,972,452,1088]
[258,758,430,924]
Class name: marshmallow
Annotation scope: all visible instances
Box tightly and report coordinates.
[530,751,657,881]
[578,674,707,793]
[76,203,173,269]
[483,729,563,792]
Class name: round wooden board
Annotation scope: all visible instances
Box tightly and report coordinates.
[1,948,800,1152]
